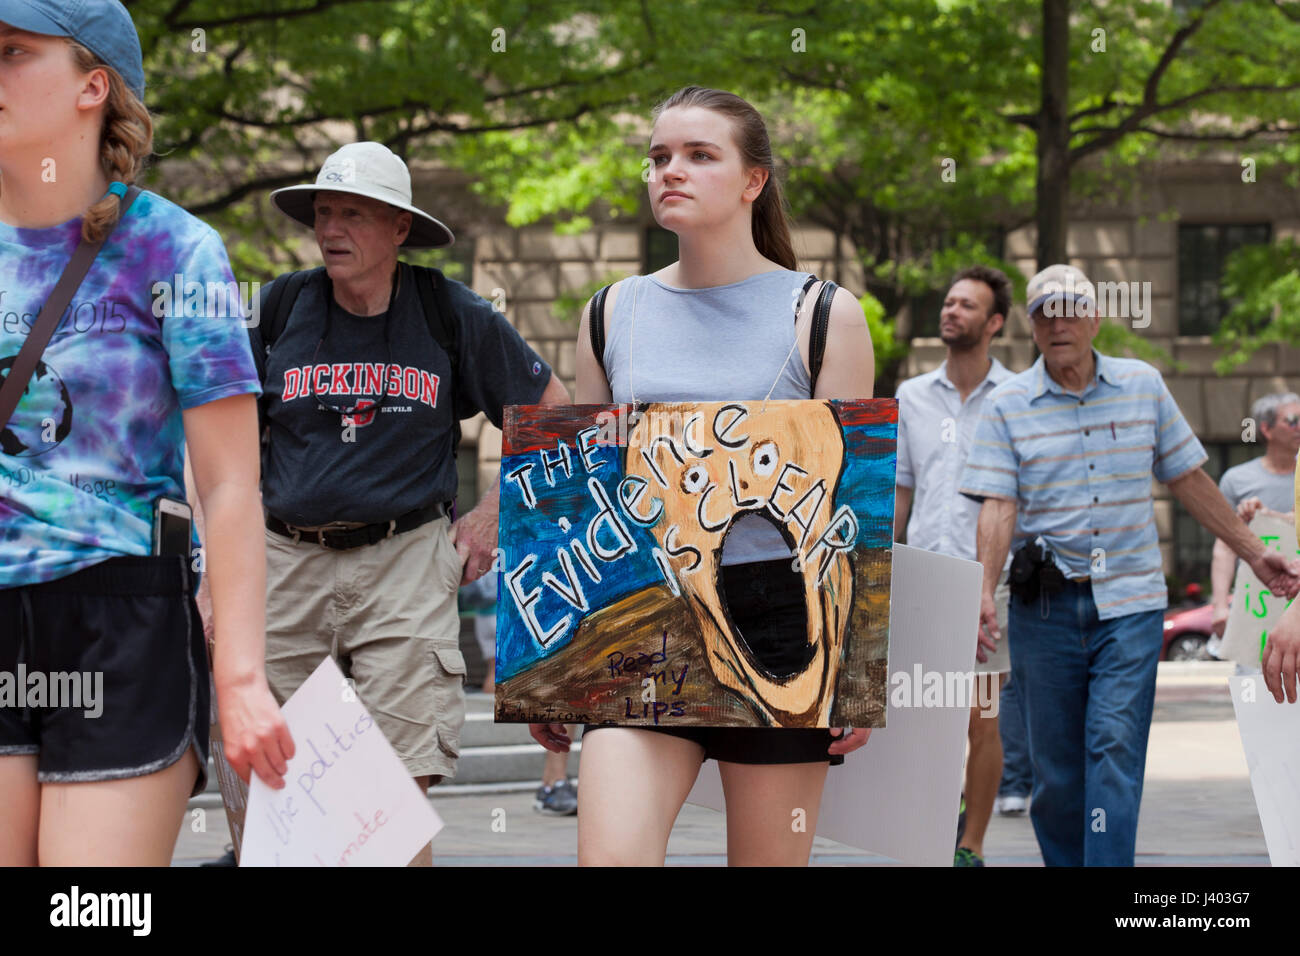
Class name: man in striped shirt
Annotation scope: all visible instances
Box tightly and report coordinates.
[959,264,1300,866]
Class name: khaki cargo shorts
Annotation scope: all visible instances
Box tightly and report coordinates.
[263,516,467,782]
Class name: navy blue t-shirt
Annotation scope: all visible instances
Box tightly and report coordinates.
[251,263,551,525]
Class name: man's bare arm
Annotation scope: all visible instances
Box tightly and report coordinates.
[894,485,913,543]
[1168,468,1266,563]
[1210,537,1236,636]
[974,496,1016,654]
[451,373,572,585]
[1168,467,1300,599]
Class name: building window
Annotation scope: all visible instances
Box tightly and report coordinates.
[908,289,946,339]
[1170,440,1257,589]
[644,226,677,274]
[1177,223,1270,335]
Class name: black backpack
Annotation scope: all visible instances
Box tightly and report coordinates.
[587,274,839,394]
[256,263,464,456]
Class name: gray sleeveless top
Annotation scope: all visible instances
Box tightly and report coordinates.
[603,269,816,564]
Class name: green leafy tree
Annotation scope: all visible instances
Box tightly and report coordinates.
[1212,239,1300,373]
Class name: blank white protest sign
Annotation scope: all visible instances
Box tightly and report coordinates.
[687,543,981,866]
[1230,675,1300,866]
[241,656,443,867]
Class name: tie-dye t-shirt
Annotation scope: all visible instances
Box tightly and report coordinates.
[0,190,261,587]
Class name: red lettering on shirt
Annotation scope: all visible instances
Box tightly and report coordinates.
[283,368,302,401]
[330,363,351,395]
[419,370,438,406]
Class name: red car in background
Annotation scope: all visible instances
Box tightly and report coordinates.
[1162,582,1216,661]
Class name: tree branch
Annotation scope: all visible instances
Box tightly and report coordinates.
[186,169,316,217]
[170,0,397,32]
[1135,120,1300,141]
[1272,0,1300,23]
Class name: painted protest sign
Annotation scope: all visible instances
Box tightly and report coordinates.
[1230,675,1300,866]
[494,399,897,729]
[241,657,443,867]
[1221,513,1299,669]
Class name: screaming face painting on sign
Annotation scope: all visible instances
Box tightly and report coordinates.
[493,399,896,729]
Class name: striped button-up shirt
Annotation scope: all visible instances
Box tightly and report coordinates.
[959,350,1206,620]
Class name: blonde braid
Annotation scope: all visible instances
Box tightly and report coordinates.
[67,42,153,243]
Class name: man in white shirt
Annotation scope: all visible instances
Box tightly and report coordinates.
[895,265,1016,867]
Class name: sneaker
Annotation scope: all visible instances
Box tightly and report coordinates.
[995,794,1029,816]
[200,846,237,867]
[954,847,985,867]
[533,779,578,816]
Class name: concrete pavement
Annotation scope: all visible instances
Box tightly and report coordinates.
[173,661,1270,866]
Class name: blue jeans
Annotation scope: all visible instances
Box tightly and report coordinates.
[997,671,1032,798]
[1008,580,1163,866]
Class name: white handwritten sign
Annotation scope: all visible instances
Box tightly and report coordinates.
[1221,514,1300,669]
[1230,675,1300,866]
[241,657,443,867]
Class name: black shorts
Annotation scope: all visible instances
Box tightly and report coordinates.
[584,558,844,766]
[0,555,210,796]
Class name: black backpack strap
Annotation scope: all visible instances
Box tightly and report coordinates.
[258,268,315,355]
[412,264,461,460]
[589,283,612,377]
[251,268,315,439]
[808,279,837,396]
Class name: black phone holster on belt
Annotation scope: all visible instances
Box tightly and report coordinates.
[1007,539,1067,605]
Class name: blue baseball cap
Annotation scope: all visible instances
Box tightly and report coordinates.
[0,0,145,100]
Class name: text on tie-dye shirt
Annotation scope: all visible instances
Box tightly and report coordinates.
[0,190,261,586]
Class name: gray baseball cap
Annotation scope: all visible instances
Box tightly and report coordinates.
[1026,264,1096,317]
[0,0,145,100]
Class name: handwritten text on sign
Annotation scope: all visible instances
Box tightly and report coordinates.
[241,657,442,867]
[1222,513,1299,668]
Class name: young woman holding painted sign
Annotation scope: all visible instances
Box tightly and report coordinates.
[0,0,291,865]
[532,86,874,865]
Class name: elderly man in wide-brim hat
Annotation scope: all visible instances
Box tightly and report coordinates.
[249,142,568,864]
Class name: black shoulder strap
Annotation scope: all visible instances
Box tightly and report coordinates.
[796,276,837,396]
[412,264,461,458]
[590,283,612,377]
[0,186,141,431]
[259,268,316,353]
[809,279,838,396]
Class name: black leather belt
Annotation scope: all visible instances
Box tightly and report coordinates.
[266,502,449,550]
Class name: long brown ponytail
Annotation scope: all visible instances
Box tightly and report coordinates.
[651,87,798,271]
[67,42,153,243]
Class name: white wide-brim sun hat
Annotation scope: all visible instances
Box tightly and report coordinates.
[269,142,454,248]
